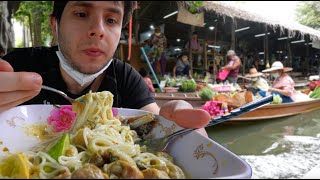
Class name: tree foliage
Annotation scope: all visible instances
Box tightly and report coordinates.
[296,1,320,30]
[187,1,204,14]
[14,1,53,46]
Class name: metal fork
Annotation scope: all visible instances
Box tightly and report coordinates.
[41,85,81,105]
[138,95,273,152]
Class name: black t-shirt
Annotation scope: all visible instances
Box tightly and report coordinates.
[2,46,155,109]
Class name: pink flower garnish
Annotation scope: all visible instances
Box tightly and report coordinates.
[48,105,76,133]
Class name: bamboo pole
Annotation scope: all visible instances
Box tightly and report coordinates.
[140,47,163,92]
[264,24,270,68]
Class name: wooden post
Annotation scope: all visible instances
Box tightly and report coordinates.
[213,20,218,82]
[287,29,293,67]
[231,18,235,50]
[264,24,270,68]
[189,26,195,75]
[306,34,310,75]
[204,41,208,71]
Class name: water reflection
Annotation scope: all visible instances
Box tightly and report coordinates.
[206,110,320,178]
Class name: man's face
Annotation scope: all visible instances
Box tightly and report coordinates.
[52,1,124,74]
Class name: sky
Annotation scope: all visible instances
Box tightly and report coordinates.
[222,1,300,23]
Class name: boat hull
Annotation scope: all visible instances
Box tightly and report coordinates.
[232,99,320,121]
[152,93,320,121]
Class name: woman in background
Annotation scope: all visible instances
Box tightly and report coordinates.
[259,61,297,103]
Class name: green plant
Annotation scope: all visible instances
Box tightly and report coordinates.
[181,79,197,92]
[199,87,216,101]
[310,86,320,98]
[187,1,204,14]
[14,1,53,46]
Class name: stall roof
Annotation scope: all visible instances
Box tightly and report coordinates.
[184,1,320,41]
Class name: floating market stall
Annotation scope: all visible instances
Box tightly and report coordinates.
[153,84,320,122]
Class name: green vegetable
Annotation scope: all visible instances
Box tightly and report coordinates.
[199,87,216,101]
[181,79,197,92]
[272,94,283,104]
[166,79,177,87]
[309,85,320,99]
[47,133,70,161]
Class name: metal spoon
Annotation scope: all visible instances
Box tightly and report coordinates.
[41,85,79,104]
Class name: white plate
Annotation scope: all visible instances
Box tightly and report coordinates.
[0,105,251,179]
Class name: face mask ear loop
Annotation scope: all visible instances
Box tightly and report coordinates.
[55,20,61,52]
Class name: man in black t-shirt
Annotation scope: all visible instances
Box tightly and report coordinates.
[0,1,210,130]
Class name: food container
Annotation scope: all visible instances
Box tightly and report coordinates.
[0,105,252,179]
[163,87,179,93]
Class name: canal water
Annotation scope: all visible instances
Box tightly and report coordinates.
[206,109,320,179]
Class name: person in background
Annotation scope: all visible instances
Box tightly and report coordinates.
[220,50,241,85]
[259,61,297,103]
[184,31,202,66]
[244,66,269,95]
[148,25,167,76]
[173,53,192,79]
[139,67,155,93]
[0,1,211,131]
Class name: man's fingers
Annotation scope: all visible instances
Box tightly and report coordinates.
[0,90,41,105]
[0,94,38,113]
[159,100,192,121]
[173,109,211,128]
[0,72,42,91]
[159,100,211,128]
[0,60,14,72]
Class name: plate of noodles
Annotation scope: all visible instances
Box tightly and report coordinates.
[0,91,251,179]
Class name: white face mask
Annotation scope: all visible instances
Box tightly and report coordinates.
[272,73,280,79]
[155,32,161,36]
[55,20,112,86]
[251,77,258,82]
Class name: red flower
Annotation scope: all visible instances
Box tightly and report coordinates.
[48,105,76,133]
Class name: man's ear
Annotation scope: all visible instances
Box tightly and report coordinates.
[50,16,58,43]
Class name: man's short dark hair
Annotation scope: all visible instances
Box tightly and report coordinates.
[51,1,137,28]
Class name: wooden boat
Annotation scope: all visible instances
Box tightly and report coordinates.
[152,92,320,121]
[231,98,320,121]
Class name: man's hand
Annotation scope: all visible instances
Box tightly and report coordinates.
[159,100,211,129]
[0,59,42,113]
